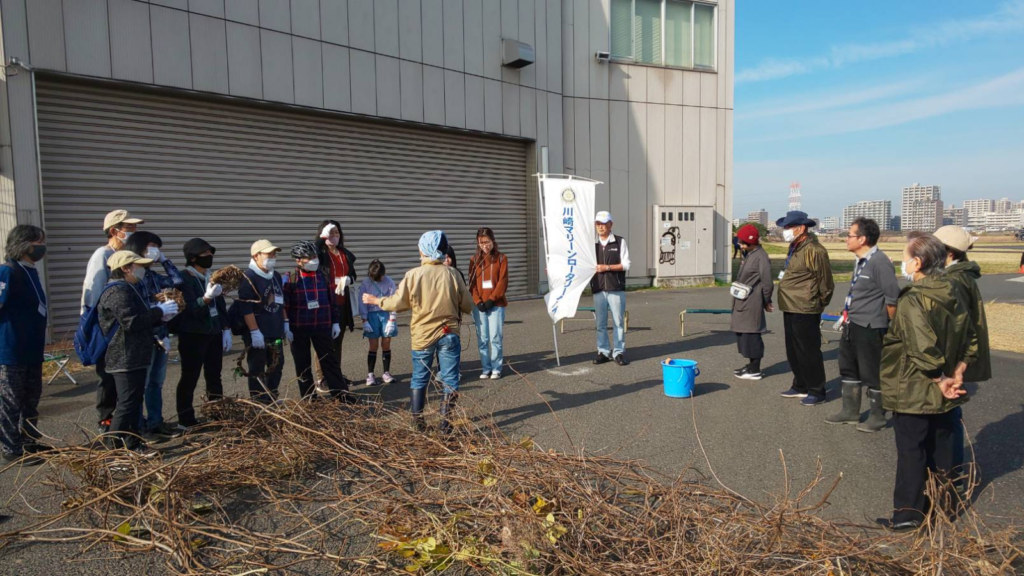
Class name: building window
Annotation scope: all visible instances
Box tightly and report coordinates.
[610,0,716,71]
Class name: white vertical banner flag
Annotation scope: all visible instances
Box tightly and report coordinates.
[541,176,598,323]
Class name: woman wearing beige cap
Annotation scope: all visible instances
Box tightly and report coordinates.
[97,250,179,455]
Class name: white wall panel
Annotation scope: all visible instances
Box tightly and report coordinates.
[374,0,399,57]
[464,74,485,130]
[589,0,609,98]
[700,72,717,108]
[190,14,229,94]
[500,0,517,37]
[348,0,375,51]
[400,60,425,121]
[226,21,263,99]
[291,0,322,39]
[572,0,589,98]
[609,64,628,101]
[151,5,192,89]
[464,0,484,76]
[109,0,154,84]
[225,0,259,26]
[398,0,424,61]
[717,1,726,109]
[665,105,683,205]
[484,78,503,133]
[518,0,535,87]
[560,0,573,97]
[699,107,716,205]
[259,0,291,32]
[589,99,608,171]
[151,0,188,8]
[422,0,444,67]
[665,70,683,105]
[502,82,520,136]
[443,0,465,71]
[26,0,66,71]
[190,0,225,18]
[593,169,610,213]
[562,97,574,170]
[533,0,546,91]
[609,100,628,171]
[64,0,111,78]
[573,97,589,170]
[520,86,536,138]
[535,88,548,145]
[321,0,349,45]
[647,104,665,206]
[627,102,648,273]
[546,0,562,91]
[376,55,402,118]
[323,43,352,111]
[682,106,699,204]
[482,0,501,80]
[682,71,700,106]
[610,170,631,261]
[350,49,377,115]
[444,70,466,127]
[628,65,646,102]
[548,93,563,172]
[423,65,446,124]
[647,68,665,104]
[726,0,734,110]
[260,29,294,103]
[294,37,325,108]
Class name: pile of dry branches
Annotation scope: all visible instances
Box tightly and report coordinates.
[0,396,1020,575]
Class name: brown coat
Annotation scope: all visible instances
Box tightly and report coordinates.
[468,253,509,308]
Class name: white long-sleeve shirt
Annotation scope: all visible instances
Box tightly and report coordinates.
[81,245,115,313]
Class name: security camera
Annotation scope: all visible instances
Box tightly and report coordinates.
[595,51,611,63]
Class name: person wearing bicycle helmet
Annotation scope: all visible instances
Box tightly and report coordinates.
[283,240,354,402]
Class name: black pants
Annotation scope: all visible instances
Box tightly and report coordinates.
[292,331,348,399]
[110,368,147,449]
[783,312,826,398]
[893,410,957,523]
[316,328,348,383]
[838,322,886,391]
[243,337,285,404]
[95,355,117,425]
[735,332,764,360]
[175,332,224,427]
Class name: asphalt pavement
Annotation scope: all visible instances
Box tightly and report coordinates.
[2,277,1023,574]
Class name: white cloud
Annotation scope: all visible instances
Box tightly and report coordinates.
[737,0,1024,84]
[736,79,922,121]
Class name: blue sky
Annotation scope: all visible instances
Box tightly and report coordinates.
[733,0,1024,223]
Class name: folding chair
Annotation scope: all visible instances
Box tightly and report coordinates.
[44,353,78,385]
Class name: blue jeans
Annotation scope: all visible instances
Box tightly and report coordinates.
[472,305,505,373]
[594,291,626,357]
[140,347,168,431]
[410,333,461,393]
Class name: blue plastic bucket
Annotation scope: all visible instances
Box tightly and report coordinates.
[662,359,700,398]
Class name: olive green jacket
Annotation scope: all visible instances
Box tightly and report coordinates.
[881,275,978,415]
[945,261,991,382]
[777,236,835,315]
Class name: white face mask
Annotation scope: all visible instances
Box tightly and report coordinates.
[132,266,147,282]
[900,259,916,281]
[782,229,796,243]
[145,247,162,261]
[302,259,319,272]
[262,257,276,272]
[119,230,134,241]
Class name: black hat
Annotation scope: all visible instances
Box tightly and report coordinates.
[183,238,216,264]
[775,210,817,228]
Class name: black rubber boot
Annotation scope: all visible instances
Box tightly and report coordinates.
[825,381,862,425]
[439,392,459,435]
[410,388,427,431]
[857,389,888,433]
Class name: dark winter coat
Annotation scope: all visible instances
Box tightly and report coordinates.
[730,245,773,334]
[944,261,991,382]
[175,268,228,335]
[98,281,163,373]
[777,236,835,315]
[315,240,357,332]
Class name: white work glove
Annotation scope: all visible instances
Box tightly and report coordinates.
[319,223,337,239]
[250,329,266,349]
[284,321,294,344]
[384,314,397,338]
[204,283,223,299]
[331,323,341,339]
[222,329,232,353]
[335,276,352,296]
[157,301,179,321]
[162,337,172,353]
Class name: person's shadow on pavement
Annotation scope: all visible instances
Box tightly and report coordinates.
[970,403,1024,501]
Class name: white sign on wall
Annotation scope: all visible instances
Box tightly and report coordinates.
[541,176,598,323]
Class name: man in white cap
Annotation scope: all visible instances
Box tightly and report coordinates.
[238,239,289,404]
[81,209,145,432]
[592,211,631,366]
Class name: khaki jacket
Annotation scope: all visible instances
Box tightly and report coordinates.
[777,236,835,315]
[945,261,991,382]
[881,275,978,415]
[378,259,473,350]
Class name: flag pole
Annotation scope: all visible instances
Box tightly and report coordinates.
[536,174,561,367]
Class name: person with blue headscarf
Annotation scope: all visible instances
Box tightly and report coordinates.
[362,231,473,432]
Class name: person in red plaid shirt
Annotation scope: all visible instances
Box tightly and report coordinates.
[283,241,354,402]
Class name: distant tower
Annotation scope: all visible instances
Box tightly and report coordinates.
[788,182,802,212]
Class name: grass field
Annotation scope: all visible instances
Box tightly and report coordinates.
[733,239,1024,281]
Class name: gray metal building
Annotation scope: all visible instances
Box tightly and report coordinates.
[0,0,733,337]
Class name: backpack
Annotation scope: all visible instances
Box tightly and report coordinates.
[73,281,125,366]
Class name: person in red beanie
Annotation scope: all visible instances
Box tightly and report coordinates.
[730,224,773,379]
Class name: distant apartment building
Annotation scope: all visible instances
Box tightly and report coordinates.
[746,209,769,228]
[890,216,901,231]
[821,216,840,231]
[943,205,967,227]
[984,210,1024,232]
[995,198,1014,213]
[963,199,995,230]
[731,218,742,228]
[842,200,892,230]
[901,184,943,232]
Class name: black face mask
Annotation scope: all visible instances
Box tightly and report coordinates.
[193,255,214,269]
[29,245,47,262]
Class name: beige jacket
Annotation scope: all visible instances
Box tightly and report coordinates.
[378,259,473,350]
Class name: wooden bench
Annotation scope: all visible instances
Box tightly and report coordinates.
[560,306,630,334]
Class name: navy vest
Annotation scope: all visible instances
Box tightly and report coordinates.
[591,236,626,293]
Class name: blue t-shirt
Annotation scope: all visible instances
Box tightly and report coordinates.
[0,260,48,365]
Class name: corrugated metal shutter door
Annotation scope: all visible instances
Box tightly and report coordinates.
[37,79,531,337]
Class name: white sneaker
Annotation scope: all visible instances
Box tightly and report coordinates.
[366,373,378,386]
[382,371,395,384]
[479,371,491,380]
[490,371,501,380]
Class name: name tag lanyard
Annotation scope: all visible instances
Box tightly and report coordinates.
[300,273,320,309]
[16,262,47,317]
[842,249,876,322]
[481,258,497,290]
